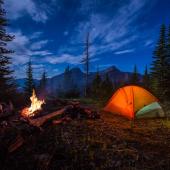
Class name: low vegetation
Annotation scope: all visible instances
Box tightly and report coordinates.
[1,112,169,170]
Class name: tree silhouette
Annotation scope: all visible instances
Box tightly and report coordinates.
[24,59,34,98]
[0,0,16,101]
[150,24,169,99]
[143,65,150,89]
[82,32,90,97]
[130,65,139,85]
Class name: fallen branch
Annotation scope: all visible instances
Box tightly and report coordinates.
[27,106,71,127]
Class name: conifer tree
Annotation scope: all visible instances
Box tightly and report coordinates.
[91,72,102,98]
[143,65,150,89]
[0,0,15,101]
[101,73,113,99]
[150,24,169,99]
[24,59,34,98]
[65,65,70,73]
[130,65,139,85]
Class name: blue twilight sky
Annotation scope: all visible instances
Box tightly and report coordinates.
[4,0,170,79]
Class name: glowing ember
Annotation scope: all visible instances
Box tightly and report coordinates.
[21,89,45,117]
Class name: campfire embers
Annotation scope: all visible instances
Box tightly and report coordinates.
[21,89,45,118]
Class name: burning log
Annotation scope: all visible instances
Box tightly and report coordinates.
[24,104,99,127]
[21,89,45,118]
[20,89,100,128]
[27,106,71,127]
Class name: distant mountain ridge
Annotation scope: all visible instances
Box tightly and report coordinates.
[16,66,142,94]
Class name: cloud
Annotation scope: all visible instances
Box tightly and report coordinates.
[32,64,44,69]
[30,32,43,40]
[114,49,135,55]
[45,54,82,65]
[63,31,69,36]
[8,30,51,65]
[5,0,51,23]
[30,40,49,50]
[144,40,154,47]
[68,0,148,59]
[29,50,53,56]
[8,31,30,64]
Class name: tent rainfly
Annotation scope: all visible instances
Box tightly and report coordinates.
[104,85,165,119]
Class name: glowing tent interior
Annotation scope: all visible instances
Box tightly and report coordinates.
[104,85,165,119]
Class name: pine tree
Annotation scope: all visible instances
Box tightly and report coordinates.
[65,65,70,73]
[130,65,139,85]
[143,65,150,89]
[91,72,102,98]
[0,0,15,101]
[39,69,47,99]
[101,73,113,99]
[150,24,169,99]
[24,59,34,98]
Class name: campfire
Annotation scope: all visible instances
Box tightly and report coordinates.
[20,90,99,128]
[21,89,45,118]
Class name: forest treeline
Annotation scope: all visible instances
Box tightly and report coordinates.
[0,0,170,106]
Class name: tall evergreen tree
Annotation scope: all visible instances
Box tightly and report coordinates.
[130,65,139,85]
[0,0,15,101]
[101,73,113,99]
[150,24,169,99]
[24,59,34,98]
[143,65,150,89]
[91,72,102,98]
[64,65,70,73]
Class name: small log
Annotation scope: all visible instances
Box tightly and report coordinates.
[52,119,63,125]
[52,116,72,125]
[27,106,71,127]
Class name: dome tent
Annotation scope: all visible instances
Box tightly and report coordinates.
[104,85,165,119]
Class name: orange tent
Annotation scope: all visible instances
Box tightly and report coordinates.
[104,85,159,119]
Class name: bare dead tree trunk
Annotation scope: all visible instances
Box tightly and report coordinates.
[82,32,90,97]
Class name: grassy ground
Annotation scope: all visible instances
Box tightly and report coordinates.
[1,98,170,169]
[4,109,170,170]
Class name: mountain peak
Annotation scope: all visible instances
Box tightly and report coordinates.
[101,65,120,73]
[70,67,83,73]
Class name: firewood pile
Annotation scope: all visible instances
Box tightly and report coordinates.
[0,99,100,157]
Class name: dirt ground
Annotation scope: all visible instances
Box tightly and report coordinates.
[1,111,170,170]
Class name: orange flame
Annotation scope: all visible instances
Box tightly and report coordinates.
[21,89,45,117]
